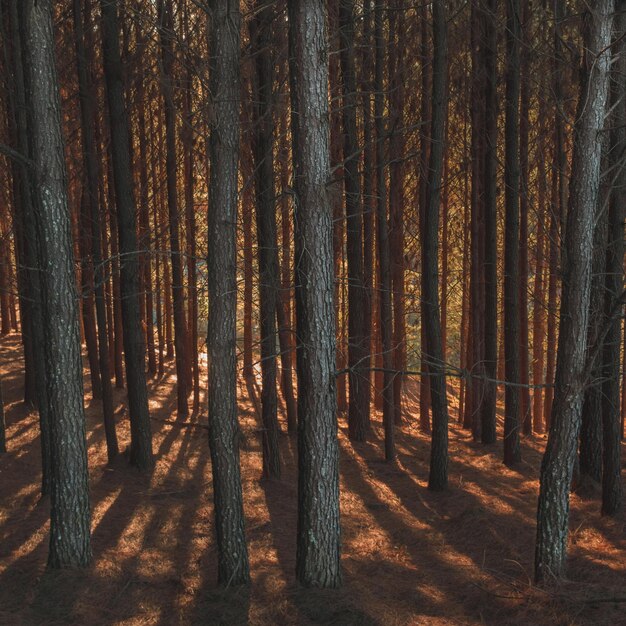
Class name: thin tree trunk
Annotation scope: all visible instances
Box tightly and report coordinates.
[250,0,282,478]
[503,0,522,466]
[480,0,498,444]
[518,0,531,435]
[388,0,406,427]
[4,0,51,494]
[157,0,189,418]
[600,2,625,515]
[72,0,118,462]
[339,0,368,441]
[375,0,395,462]
[424,0,449,491]
[100,0,154,470]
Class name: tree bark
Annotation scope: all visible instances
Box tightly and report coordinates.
[250,0,282,479]
[207,0,250,587]
[100,0,153,470]
[535,0,614,582]
[503,0,522,466]
[480,0,498,444]
[157,0,190,419]
[72,0,118,463]
[289,0,342,587]
[339,0,368,441]
[23,0,92,568]
[424,0,449,491]
[600,1,625,516]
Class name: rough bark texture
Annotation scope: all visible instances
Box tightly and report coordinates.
[339,0,368,442]
[289,0,342,588]
[100,0,154,470]
[157,0,190,419]
[5,0,51,494]
[424,0,449,491]
[535,0,614,583]
[23,0,92,568]
[72,0,118,463]
[250,0,282,479]
[388,0,406,427]
[207,0,250,587]
[503,0,522,466]
[375,0,395,462]
[480,0,498,444]
[601,2,625,516]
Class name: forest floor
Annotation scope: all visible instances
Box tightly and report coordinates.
[0,334,625,626]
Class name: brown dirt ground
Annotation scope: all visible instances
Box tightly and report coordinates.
[0,333,625,626]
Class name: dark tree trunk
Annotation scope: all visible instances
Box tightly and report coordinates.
[579,192,608,483]
[157,0,189,419]
[518,0,531,435]
[480,0,498,444]
[4,0,51,494]
[375,0,395,462]
[468,0,485,440]
[535,0,614,582]
[503,0,522,467]
[23,0,92,568]
[532,114,548,434]
[424,0,449,491]
[278,118,297,434]
[339,0,368,441]
[388,0,406,427]
[181,12,199,413]
[207,0,250,587]
[289,0,342,588]
[250,0,282,479]
[72,0,118,463]
[100,0,153,470]
[359,0,374,434]
[0,377,5,453]
[418,0,431,435]
[601,2,625,516]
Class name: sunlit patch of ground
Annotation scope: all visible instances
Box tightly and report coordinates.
[0,334,624,625]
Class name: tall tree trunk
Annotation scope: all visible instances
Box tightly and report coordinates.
[250,0,282,478]
[4,0,51,494]
[388,0,406,427]
[375,0,395,462]
[503,0,522,467]
[535,0,614,582]
[100,0,153,470]
[468,0,485,440]
[424,0,449,491]
[339,0,368,441]
[480,0,498,444]
[72,0,118,463]
[518,0,531,435]
[278,114,297,434]
[157,0,189,418]
[23,0,92,567]
[289,0,342,587]
[532,128,547,434]
[418,0,431,434]
[207,0,249,587]
[181,11,199,413]
[600,2,625,516]
[359,0,374,433]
